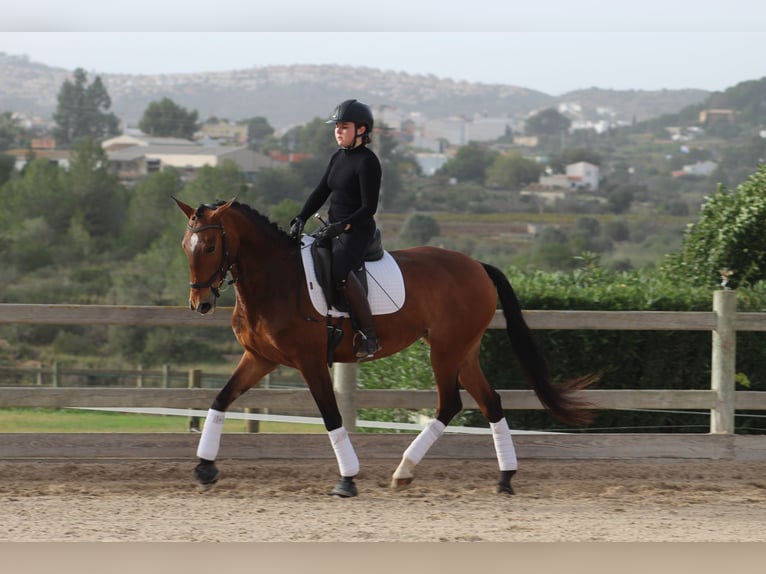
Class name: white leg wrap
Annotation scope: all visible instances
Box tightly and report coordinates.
[328,427,359,477]
[490,418,518,471]
[393,419,446,480]
[403,419,446,465]
[196,409,226,461]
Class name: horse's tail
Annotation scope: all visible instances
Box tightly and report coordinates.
[482,263,596,426]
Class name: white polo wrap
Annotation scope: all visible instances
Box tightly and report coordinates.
[196,409,226,460]
[490,418,517,471]
[328,426,359,477]
[402,419,446,464]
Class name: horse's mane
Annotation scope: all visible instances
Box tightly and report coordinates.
[199,200,294,247]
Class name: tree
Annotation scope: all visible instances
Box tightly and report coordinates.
[438,142,496,183]
[485,152,543,189]
[121,169,184,253]
[0,153,14,188]
[550,148,602,173]
[254,167,307,205]
[525,108,571,137]
[375,127,416,210]
[68,138,128,243]
[53,68,120,147]
[281,117,338,158]
[668,165,766,288]
[241,116,275,147]
[139,97,199,139]
[400,213,440,245]
[181,161,249,207]
[0,111,22,151]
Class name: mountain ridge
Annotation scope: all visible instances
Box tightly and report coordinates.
[0,52,711,131]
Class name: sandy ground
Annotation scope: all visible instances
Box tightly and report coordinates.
[1,458,765,542]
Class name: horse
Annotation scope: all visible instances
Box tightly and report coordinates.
[174,197,596,497]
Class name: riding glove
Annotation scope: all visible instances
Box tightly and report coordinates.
[289,217,305,239]
[314,222,346,242]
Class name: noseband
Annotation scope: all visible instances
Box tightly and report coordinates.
[187,222,234,298]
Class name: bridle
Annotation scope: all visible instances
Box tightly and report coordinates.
[187,221,235,298]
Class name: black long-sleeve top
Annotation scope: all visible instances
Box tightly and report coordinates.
[297,145,382,228]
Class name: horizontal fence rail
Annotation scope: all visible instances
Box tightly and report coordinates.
[0,292,765,461]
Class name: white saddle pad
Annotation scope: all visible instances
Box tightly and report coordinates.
[299,235,406,318]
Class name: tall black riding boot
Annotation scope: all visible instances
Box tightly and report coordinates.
[342,273,381,361]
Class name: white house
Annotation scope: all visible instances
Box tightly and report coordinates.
[566,161,600,191]
[682,160,718,177]
[537,161,600,192]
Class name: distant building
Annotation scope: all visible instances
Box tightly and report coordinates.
[672,160,718,178]
[414,153,449,176]
[566,161,600,191]
[467,116,512,142]
[698,109,736,124]
[6,148,71,171]
[102,134,198,152]
[102,135,287,181]
[199,121,248,145]
[537,161,600,192]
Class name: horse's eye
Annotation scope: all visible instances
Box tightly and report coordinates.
[204,244,215,254]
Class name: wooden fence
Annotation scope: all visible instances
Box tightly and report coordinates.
[1,290,765,461]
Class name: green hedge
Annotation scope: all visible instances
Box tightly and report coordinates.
[360,266,766,434]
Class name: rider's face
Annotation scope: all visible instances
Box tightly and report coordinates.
[335,122,362,148]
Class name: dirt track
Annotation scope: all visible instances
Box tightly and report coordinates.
[2,458,765,542]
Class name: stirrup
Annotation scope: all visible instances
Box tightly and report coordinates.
[355,333,381,361]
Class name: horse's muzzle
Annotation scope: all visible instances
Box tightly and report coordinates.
[189,291,217,315]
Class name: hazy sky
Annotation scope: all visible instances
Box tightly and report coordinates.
[2,1,765,96]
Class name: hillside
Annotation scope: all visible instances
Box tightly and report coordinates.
[0,52,710,130]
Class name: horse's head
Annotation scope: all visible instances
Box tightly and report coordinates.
[174,197,237,315]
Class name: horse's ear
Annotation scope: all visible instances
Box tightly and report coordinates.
[173,196,195,219]
[217,197,237,212]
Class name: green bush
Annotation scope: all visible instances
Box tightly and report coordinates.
[669,164,766,289]
[360,265,766,434]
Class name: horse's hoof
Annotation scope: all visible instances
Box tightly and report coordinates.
[497,469,516,495]
[329,476,358,498]
[497,483,515,495]
[390,477,413,490]
[195,460,219,491]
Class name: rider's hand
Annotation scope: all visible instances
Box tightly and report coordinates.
[314,222,346,242]
[289,217,305,240]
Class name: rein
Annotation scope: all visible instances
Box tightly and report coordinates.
[187,222,235,297]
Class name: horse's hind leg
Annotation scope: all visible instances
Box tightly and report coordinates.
[391,353,463,490]
[458,353,518,494]
[195,352,276,490]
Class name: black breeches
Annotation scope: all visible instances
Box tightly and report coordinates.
[331,228,374,285]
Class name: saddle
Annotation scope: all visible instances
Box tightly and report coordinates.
[309,229,384,313]
[309,230,384,366]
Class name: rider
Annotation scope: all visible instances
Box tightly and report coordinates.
[290,99,382,361]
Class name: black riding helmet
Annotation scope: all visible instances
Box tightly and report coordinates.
[327,99,374,145]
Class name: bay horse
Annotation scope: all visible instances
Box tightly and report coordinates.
[174,197,595,497]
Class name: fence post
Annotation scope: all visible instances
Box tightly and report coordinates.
[333,362,357,432]
[710,289,736,434]
[136,363,143,388]
[162,364,170,388]
[52,361,59,387]
[188,368,202,432]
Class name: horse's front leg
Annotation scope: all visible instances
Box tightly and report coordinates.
[302,363,360,498]
[195,351,276,490]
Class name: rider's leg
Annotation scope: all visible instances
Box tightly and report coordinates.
[341,271,381,360]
